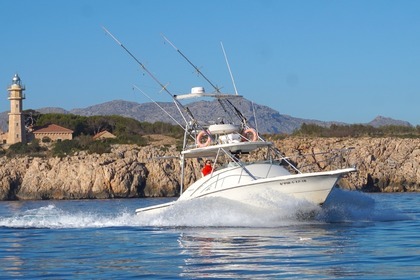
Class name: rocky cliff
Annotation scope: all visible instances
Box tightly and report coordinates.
[0,137,419,200]
[273,137,420,192]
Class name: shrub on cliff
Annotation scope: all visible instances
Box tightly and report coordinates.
[52,140,82,157]
[112,135,148,146]
[293,123,420,138]
[73,135,109,154]
[6,139,47,157]
[52,137,114,156]
[85,141,112,154]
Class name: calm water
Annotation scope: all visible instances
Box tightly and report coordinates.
[0,189,418,279]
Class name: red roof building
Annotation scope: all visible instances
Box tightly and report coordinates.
[93,130,116,140]
[32,124,73,142]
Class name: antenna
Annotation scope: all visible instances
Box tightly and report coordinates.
[220,42,239,95]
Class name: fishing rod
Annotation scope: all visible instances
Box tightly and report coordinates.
[102,26,194,125]
[162,34,249,125]
[132,85,185,130]
[132,85,198,143]
[161,34,222,94]
[225,98,249,127]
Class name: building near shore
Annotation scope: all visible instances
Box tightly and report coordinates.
[1,74,73,146]
[31,124,73,142]
[93,130,116,140]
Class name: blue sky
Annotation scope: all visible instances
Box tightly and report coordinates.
[1,0,419,125]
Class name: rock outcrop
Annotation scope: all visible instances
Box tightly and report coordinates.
[273,137,420,192]
[0,137,419,200]
[0,145,148,200]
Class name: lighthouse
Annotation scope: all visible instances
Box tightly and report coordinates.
[7,74,26,144]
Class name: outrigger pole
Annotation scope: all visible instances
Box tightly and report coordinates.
[162,34,249,126]
[103,27,197,196]
[162,34,222,93]
[102,26,193,126]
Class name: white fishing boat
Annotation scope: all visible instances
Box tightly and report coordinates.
[135,86,356,214]
[102,27,356,215]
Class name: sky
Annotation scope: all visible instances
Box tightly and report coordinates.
[1,0,419,126]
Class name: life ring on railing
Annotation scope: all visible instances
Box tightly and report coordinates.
[196,130,212,147]
[242,128,258,142]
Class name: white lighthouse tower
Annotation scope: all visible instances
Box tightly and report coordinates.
[7,74,26,144]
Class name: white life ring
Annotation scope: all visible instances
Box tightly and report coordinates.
[242,128,258,142]
[196,130,212,147]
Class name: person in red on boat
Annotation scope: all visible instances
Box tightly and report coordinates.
[201,160,213,177]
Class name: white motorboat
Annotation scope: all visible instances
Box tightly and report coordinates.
[135,88,356,215]
[102,27,356,215]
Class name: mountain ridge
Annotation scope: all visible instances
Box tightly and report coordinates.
[0,99,413,134]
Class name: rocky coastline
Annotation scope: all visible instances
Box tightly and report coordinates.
[0,137,419,200]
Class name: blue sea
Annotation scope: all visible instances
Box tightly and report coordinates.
[0,189,418,279]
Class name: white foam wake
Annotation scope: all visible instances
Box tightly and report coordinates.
[0,189,410,229]
[317,188,411,222]
[0,204,136,229]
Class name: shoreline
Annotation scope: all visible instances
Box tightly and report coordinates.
[0,137,419,201]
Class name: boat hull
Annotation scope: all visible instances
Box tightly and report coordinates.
[135,166,356,214]
[179,168,355,206]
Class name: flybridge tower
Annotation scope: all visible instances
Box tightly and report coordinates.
[7,74,26,144]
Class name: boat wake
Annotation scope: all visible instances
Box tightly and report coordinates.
[136,194,321,228]
[0,204,135,229]
[0,189,412,229]
[318,188,411,223]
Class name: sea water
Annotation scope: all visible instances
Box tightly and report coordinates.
[0,189,418,279]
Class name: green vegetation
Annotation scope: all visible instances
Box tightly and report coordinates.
[35,113,184,139]
[292,123,420,138]
[6,139,47,157]
[36,113,89,135]
[5,111,418,158]
[51,139,82,157]
[4,112,184,158]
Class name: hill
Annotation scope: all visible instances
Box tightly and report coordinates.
[368,116,412,127]
[0,99,413,134]
[69,98,337,134]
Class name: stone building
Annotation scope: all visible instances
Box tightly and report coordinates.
[32,124,73,142]
[93,130,116,140]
